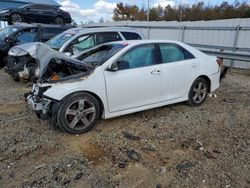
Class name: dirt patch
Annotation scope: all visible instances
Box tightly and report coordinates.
[0,69,249,188]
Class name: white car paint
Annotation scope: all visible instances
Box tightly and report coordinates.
[33,40,220,119]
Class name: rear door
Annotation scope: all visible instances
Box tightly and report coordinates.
[25,4,45,22]
[158,43,199,100]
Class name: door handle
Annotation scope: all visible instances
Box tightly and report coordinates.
[151,69,161,75]
[192,63,198,67]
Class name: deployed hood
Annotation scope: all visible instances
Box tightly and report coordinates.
[8,42,38,57]
[33,42,92,77]
[9,42,93,82]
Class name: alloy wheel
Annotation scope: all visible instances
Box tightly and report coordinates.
[11,13,22,22]
[192,82,207,104]
[65,99,96,131]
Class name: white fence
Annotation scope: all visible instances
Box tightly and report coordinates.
[1,18,250,69]
[83,18,250,69]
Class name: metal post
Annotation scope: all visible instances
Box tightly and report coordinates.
[231,25,240,69]
[181,26,185,42]
[147,0,150,39]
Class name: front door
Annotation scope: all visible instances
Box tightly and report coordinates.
[104,44,162,112]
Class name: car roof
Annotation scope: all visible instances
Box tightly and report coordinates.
[105,40,183,45]
[64,27,143,35]
[12,23,73,29]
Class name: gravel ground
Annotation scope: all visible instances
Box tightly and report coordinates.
[0,69,249,188]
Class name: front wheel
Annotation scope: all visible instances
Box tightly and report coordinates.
[187,78,208,106]
[57,92,100,134]
[55,16,64,25]
[10,13,22,23]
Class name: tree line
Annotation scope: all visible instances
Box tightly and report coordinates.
[113,1,250,22]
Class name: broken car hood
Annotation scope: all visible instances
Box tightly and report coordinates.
[8,42,38,57]
[9,42,92,78]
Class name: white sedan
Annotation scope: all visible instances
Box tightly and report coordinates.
[26,40,220,134]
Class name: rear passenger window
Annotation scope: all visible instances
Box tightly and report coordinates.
[121,32,141,40]
[96,32,122,45]
[159,44,194,63]
[117,44,156,70]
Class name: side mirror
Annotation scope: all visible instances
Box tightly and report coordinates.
[108,62,119,71]
[108,60,129,71]
[5,36,14,44]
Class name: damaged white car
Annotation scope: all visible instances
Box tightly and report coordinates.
[25,40,220,134]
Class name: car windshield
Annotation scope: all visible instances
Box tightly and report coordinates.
[0,26,19,41]
[46,32,75,50]
[77,43,128,67]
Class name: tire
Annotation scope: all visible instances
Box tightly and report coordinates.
[0,55,6,67]
[55,16,64,25]
[187,78,208,106]
[57,92,100,134]
[10,13,22,23]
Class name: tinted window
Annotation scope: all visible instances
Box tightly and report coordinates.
[41,28,65,41]
[96,32,122,45]
[159,44,195,63]
[183,48,195,59]
[42,28,65,35]
[117,44,156,70]
[121,32,141,40]
[30,4,56,10]
[15,28,38,44]
[159,44,184,63]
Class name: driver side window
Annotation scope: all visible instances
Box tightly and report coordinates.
[117,44,156,70]
[15,28,38,45]
[69,35,95,56]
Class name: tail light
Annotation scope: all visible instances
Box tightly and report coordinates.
[216,58,223,66]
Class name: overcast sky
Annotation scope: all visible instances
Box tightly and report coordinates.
[57,0,248,24]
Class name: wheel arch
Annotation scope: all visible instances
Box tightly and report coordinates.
[197,75,211,92]
[60,90,105,117]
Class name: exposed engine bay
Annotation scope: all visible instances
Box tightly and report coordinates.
[5,42,125,83]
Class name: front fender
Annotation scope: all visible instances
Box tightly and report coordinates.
[42,74,108,111]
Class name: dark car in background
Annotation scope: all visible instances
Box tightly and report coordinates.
[0,3,71,25]
[0,23,73,67]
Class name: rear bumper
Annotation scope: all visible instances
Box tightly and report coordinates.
[64,17,71,23]
[209,71,220,92]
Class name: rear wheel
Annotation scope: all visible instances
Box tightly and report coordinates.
[57,92,100,134]
[10,13,22,23]
[55,16,64,24]
[187,78,208,106]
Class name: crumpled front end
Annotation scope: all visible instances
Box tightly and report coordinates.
[5,54,37,81]
[25,83,55,120]
[5,42,40,81]
[6,42,93,82]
